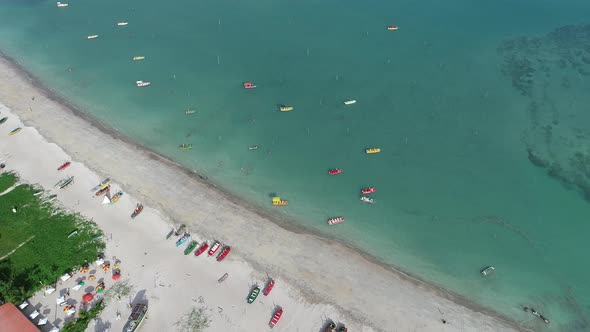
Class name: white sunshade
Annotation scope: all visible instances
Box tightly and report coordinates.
[29,310,39,319]
[38,317,48,325]
[60,274,71,282]
[18,301,29,309]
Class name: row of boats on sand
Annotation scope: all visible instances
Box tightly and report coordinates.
[168,225,232,261]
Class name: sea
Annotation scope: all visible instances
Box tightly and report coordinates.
[1,0,590,330]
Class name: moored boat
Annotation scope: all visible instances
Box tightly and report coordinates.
[247,287,260,304]
[361,187,377,194]
[175,233,190,247]
[110,191,124,204]
[8,127,21,135]
[360,196,374,204]
[208,241,221,256]
[344,100,356,105]
[480,266,495,277]
[185,109,196,115]
[56,2,68,7]
[174,224,186,236]
[262,279,275,296]
[184,241,198,255]
[0,117,7,124]
[87,35,99,40]
[123,303,148,332]
[272,197,288,206]
[365,148,381,154]
[217,246,231,261]
[248,145,259,150]
[194,243,208,256]
[117,22,129,26]
[387,25,399,31]
[269,308,283,328]
[279,105,293,112]
[95,184,110,196]
[329,168,343,175]
[178,144,192,150]
[328,217,345,225]
[136,80,151,87]
[243,81,256,89]
[131,203,144,219]
[132,56,145,61]
[57,161,71,171]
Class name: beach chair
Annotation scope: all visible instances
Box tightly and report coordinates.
[18,301,29,310]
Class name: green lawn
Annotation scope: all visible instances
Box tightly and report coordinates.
[0,172,105,303]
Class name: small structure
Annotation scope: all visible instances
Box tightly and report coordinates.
[0,303,40,332]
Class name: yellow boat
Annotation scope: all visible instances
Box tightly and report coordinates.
[8,127,21,136]
[279,106,294,112]
[366,148,381,154]
[179,144,192,150]
[272,197,288,206]
[133,56,145,61]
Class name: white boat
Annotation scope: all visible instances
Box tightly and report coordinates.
[248,145,259,150]
[87,35,99,40]
[117,22,129,26]
[344,100,357,105]
[480,266,495,276]
[136,80,151,87]
[132,56,145,61]
[185,109,196,115]
[360,196,374,204]
[56,2,69,7]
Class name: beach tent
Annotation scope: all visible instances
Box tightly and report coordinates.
[82,293,94,302]
[102,196,111,205]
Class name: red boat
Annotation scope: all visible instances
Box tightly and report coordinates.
[217,246,231,261]
[263,279,275,296]
[57,161,71,171]
[361,187,376,194]
[269,308,283,328]
[194,243,208,256]
[243,81,256,89]
[131,203,143,219]
[208,241,221,256]
[328,217,345,226]
[328,168,343,175]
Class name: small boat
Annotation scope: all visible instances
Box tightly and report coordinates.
[328,217,345,225]
[123,303,148,332]
[272,197,288,206]
[208,241,221,256]
[361,187,377,195]
[117,22,129,26]
[248,145,259,150]
[67,229,78,238]
[194,243,208,256]
[110,191,124,204]
[185,109,196,115]
[344,100,356,105]
[57,161,71,171]
[87,35,99,40]
[218,273,229,283]
[95,185,110,196]
[184,241,198,255]
[262,279,275,296]
[336,324,348,332]
[247,287,260,304]
[325,321,337,332]
[175,233,190,247]
[366,148,381,154]
[59,176,74,189]
[136,80,151,87]
[269,308,283,328]
[91,178,110,192]
[56,2,68,7]
[174,224,186,236]
[0,117,7,124]
[360,196,374,204]
[279,105,293,112]
[131,203,144,218]
[165,229,174,240]
[132,56,145,61]
[178,144,192,150]
[329,168,343,175]
[387,25,399,31]
[8,127,21,136]
[243,81,256,89]
[217,246,231,261]
[480,266,495,277]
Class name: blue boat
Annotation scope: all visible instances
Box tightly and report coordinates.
[175,233,190,247]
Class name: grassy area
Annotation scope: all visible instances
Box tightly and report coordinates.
[0,171,17,192]
[61,300,106,332]
[0,172,105,303]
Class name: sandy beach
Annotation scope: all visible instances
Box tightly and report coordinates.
[0,53,527,332]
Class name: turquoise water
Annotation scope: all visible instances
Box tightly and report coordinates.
[1,0,590,330]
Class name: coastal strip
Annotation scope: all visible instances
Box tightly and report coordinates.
[0,53,527,331]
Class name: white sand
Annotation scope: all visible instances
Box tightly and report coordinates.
[0,55,526,332]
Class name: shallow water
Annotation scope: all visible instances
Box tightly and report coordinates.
[1,0,590,330]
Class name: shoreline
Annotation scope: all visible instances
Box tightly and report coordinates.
[0,52,529,331]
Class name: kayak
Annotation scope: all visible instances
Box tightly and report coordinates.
[131,203,144,219]
[95,185,110,196]
[328,217,345,226]
[110,191,124,204]
[269,308,283,328]
[247,287,260,304]
[217,246,231,262]
[262,279,275,296]
[117,22,128,26]
[243,81,256,89]
[59,176,74,189]
[175,233,190,247]
[329,168,343,175]
[361,187,377,194]
[184,241,198,255]
[57,161,71,171]
[208,241,221,256]
[194,243,208,256]
[8,127,21,135]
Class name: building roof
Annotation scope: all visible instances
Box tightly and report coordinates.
[0,302,40,332]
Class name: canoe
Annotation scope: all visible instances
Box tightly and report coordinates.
[123,303,148,332]
[217,273,229,283]
[59,176,74,189]
[329,169,343,175]
[361,187,377,194]
[117,22,128,26]
[217,246,231,261]
[262,279,275,296]
[8,127,21,135]
[184,241,198,255]
[57,161,71,171]
[91,178,110,192]
[174,224,186,236]
[247,287,260,304]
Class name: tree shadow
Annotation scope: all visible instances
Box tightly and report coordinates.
[94,317,111,332]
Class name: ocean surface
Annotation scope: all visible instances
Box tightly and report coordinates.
[1,0,590,330]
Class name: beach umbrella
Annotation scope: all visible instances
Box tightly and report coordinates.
[82,293,93,302]
[112,273,121,281]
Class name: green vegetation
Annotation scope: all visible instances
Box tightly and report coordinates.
[175,306,210,332]
[61,300,106,332]
[0,172,105,303]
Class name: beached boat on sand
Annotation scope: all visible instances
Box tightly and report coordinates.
[361,187,376,194]
[174,224,186,236]
[328,217,345,225]
[329,168,343,175]
[91,178,110,192]
[57,161,71,171]
[136,80,151,87]
[247,287,260,304]
[208,241,221,256]
[269,308,283,328]
[360,196,374,204]
[176,233,190,247]
[325,321,337,332]
[194,243,208,256]
[110,191,124,204]
[217,246,231,261]
[132,56,145,61]
[184,241,198,255]
[59,176,74,189]
[0,117,7,124]
[123,303,148,332]
[95,185,110,196]
[131,203,144,219]
[336,324,348,332]
[263,279,275,296]
[8,127,21,135]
